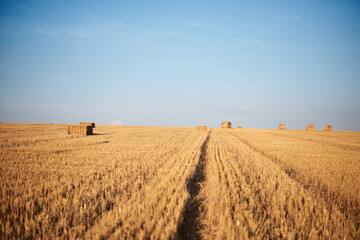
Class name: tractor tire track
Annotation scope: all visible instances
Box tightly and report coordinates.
[176,131,210,240]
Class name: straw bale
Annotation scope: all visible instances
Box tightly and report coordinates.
[345,128,350,132]
[221,122,232,128]
[196,126,207,131]
[279,123,286,130]
[306,124,315,131]
[67,125,93,136]
[323,125,332,131]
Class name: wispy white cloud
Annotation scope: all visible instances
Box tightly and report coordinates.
[33,19,130,39]
[34,28,62,36]
[31,19,206,45]
[1,15,207,47]
[0,19,35,37]
[181,20,258,42]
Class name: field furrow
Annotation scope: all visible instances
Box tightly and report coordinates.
[176,133,209,240]
[88,131,209,239]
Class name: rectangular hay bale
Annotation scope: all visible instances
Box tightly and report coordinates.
[67,125,93,136]
[221,122,232,128]
[323,125,332,131]
[196,126,207,131]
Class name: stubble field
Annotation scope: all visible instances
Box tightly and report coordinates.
[1,123,359,239]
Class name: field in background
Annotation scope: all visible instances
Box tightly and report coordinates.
[1,124,360,239]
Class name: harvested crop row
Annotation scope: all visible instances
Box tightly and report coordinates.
[230,129,360,229]
[0,124,208,239]
[199,130,358,239]
[86,130,209,239]
[264,129,360,152]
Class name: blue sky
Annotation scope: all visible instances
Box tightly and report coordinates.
[1,0,359,130]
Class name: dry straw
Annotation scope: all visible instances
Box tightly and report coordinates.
[80,122,95,128]
[67,125,93,136]
[221,122,232,128]
[323,125,332,131]
[196,126,207,131]
[237,126,242,129]
[345,129,350,132]
[279,123,286,130]
[306,124,315,131]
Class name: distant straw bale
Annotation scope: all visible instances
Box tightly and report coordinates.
[80,122,95,128]
[323,125,332,131]
[67,125,93,136]
[237,126,242,129]
[221,122,232,128]
[279,123,286,130]
[196,126,207,131]
[306,124,315,131]
[345,129,350,132]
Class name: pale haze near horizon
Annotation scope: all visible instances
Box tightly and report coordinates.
[0,0,359,130]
